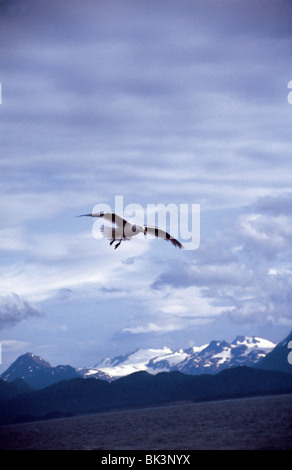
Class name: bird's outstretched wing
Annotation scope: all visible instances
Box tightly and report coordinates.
[78,211,128,228]
[144,226,184,249]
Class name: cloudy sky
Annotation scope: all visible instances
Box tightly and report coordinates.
[1,0,292,371]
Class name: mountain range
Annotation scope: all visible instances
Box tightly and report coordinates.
[1,333,292,390]
[85,335,276,379]
[0,331,291,425]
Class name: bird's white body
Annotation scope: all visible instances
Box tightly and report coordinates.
[79,211,183,250]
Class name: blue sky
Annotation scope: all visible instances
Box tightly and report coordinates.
[1,0,292,371]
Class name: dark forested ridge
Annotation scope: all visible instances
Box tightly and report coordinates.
[1,366,292,425]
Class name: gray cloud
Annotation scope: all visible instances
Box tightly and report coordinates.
[0,293,44,330]
[1,0,291,215]
[255,192,292,217]
[151,191,292,326]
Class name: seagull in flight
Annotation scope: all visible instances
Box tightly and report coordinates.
[78,211,184,250]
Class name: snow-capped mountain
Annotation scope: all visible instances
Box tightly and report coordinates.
[1,352,79,389]
[85,336,276,380]
[80,347,174,379]
[160,336,275,375]
[1,335,282,389]
[1,352,51,382]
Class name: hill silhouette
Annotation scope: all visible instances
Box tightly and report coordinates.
[0,366,292,425]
